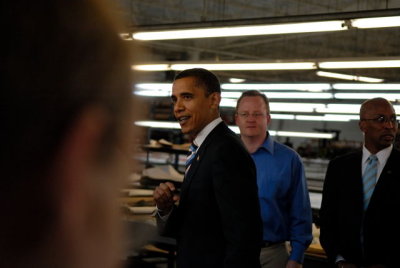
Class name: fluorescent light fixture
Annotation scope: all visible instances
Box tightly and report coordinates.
[316,71,384,83]
[229,78,246,83]
[275,131,335,139]
[221,91,332,99]
[271,114,296,120]
[263,92,333,99]
[133,64,170,71]
[134,90,171,97]
[221,83,331,92]
[134,91,335,103]
[333,83,400,90]
[135,121,180,129]
[133,62,316,71]
[316,104,360,114]
[134,58,400,71]
[318,104,400,115]
[135,121,335,139]
[220,98,238,107]
[295,114,359,122]
[119,33,133,41]
[319,60,400,69]
[134,83,171,97]
[135,83,171,91]
[132,20,347,40]
[352,16,400,29]
[135,82,400,92]
[224,101,362,115]
[269,103,326,113]
[227,126,335,139]
[230,126,336,138]
[334,93,400,101]
[170,62,316,71]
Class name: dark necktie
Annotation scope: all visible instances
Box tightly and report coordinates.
[185,143,198,170]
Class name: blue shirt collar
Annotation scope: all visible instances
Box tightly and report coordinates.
[257,132,274,155]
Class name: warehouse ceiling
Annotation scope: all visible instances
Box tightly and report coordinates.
[116,0,400,83]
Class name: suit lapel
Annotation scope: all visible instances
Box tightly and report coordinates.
[348,151,364,208]
[179,122,226,204]
[369,149,399,206]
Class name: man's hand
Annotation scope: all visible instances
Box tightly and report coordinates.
[336,261,357,268]
[286,260,302,268]
[153,182,179,215]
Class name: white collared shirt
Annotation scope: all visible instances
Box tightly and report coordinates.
[192,117,223,149]
[362,144,393,182]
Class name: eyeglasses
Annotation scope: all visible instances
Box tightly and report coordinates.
[361,115,399,124]
[236,112,267,118]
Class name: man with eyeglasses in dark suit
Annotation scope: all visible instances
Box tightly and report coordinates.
[320,97,400,268]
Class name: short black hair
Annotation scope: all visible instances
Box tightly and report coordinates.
[236,90,270,113]
[174,68,221,95]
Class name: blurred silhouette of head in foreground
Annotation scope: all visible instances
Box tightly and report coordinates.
[0,1,137,267]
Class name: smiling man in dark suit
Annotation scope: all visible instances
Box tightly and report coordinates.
[319,97,400,268]
[153,68,262,268]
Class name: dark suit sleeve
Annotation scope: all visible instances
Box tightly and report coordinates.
[156,204,178,238]
[211,139,263,268]
[319,158,340,263]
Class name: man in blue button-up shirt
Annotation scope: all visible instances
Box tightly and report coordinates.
[235,90,312,268]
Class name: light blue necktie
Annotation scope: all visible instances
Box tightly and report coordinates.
[185,143,198,170]
[363,155,378,210]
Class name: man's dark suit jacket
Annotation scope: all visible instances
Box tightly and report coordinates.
[158,122,263,268]
[319,148,400,267]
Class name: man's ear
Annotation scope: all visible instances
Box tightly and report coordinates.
[208,92,221,109]
[52,107,109,235]
[359,120,366,133]
[266,113,272,125]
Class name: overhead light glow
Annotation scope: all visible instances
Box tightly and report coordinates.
[229,78,246,83]
[134,90,171,97]
[132,20,347,40]
[314,104,400,115]
[334,93,400,101]
[220,98,238,107]
[170,62,316,71]
[269,103,326,113]
[275,131,335,139]
[219,126,334,139]
[221,92,332,99]
[352,16,400,29]
[319,60,400,69]
[270,114,296,120]
[133,58,400,72]
[135,82,400,92]
[221,83,331,92]
[133,64,170,71]
[135,121,335,139]
[135,83,171,90]
[316,71,384,83]
[263,92,332,99]
[134,121,180,129]
[295,114,358,122]
[316,104,360,114]
[333,83,400,90]
[119,33,133,41]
